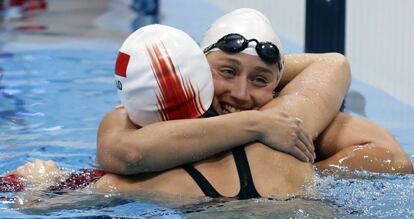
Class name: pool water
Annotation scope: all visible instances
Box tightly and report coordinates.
[1,0,414,218]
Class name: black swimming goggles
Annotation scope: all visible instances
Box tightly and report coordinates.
[203,33,282,69]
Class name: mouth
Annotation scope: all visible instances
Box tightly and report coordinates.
[221,103,242,114]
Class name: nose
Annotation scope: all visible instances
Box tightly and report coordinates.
[230,77,250,104]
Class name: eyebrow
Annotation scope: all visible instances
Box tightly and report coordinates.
[220,57,241,66]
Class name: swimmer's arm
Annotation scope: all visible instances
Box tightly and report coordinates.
[273,53,412,174]
[97,107,266,175]
[314,113,414,174]
[9,159,62,190]
[262,53,351,140]
[8,160,65,208]
[277,53,349,91]
[13,191,104,211]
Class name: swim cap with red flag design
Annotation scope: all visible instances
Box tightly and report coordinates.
[115,24,214,126]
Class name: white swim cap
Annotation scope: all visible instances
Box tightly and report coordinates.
[115,24,214,126]
[201,8,284,71]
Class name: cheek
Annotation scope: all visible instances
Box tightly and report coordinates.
[211,97,222,114]
[257,93,274,106]
[212,72,226,96]
[254,88,275,107]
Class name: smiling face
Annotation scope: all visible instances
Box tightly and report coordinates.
[206,51,280,114]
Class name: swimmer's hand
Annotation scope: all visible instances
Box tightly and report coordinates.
[255,109,316,163]
[11,159,61,189]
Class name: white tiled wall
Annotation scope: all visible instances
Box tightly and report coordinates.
[347,0,414,107]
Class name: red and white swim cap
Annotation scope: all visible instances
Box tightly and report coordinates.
[115,24,214,126]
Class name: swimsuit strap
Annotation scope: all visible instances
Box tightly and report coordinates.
[232,145,260,199]
[182,164,221,198]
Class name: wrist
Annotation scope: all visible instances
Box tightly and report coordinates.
[242,110,263,141]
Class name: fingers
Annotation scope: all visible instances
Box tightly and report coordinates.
[298,131,316,161]
[296,139,314,163]
[294,118,315,162]
[45,160,59,173]
[289,147,309,162]
[14,160,58,176]
[299,131,314,152]
[34,159,45,173]
[46,160,58,168]
[15,163,32,179]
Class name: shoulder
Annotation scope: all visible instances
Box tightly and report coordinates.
[97,106,142,150]
[99,106,141,133]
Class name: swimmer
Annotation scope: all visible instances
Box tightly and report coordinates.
[97,8,413,175]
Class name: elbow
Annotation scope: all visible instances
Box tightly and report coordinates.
[376,144,413,174]
[380,145,414,174]
[394,155,414,174]
[117,136,147,172]
[368,125,414,174]
[326,53,351,85]
[96,138,146,175]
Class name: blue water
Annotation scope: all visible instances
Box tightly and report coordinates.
[0,49,116,170]
[1,0,414,218]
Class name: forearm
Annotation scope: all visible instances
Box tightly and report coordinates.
[264,53,351,139]
[97,110,261,175]
[315,113,413,173]
[279,53,350,89]
[315,144,414,174]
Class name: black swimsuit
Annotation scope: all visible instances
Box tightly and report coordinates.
[182,107,260,199]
